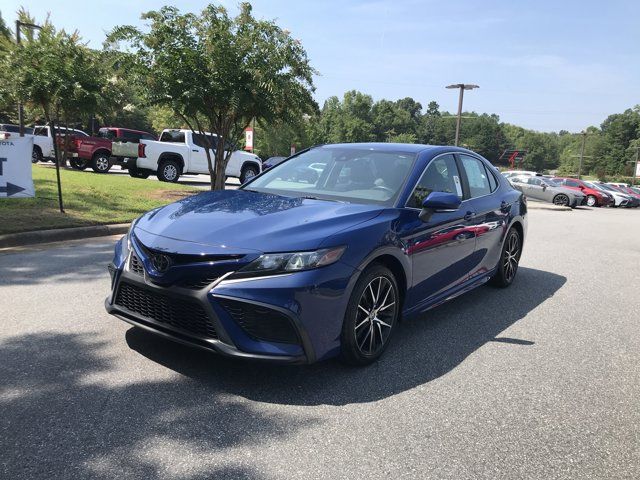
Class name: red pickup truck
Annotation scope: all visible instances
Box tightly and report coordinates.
[69,127,156,173]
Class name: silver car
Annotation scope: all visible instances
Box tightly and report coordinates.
[510,176,586,207]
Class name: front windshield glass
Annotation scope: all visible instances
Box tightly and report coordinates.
[244,146,416,206]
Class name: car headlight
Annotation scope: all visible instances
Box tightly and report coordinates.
[237,246,346,277]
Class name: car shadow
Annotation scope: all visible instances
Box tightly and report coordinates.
[126,266,566,406]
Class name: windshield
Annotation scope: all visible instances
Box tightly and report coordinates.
[244,146,416,206]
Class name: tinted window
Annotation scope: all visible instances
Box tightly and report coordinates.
[159,131,186,143]
[486,165,498,192]
[99,129,117,140]
[407,154,462,208]
[120,131,142,142]
[528,177,543,186]
[141,133,156,141]
[193,133,218,150]
[460,155,491,197]
[565,179,579,187]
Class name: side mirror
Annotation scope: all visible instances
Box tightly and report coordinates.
[541,183,547,190]
[419,192,461,222]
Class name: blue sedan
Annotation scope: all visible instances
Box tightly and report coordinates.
[106,143,527,365]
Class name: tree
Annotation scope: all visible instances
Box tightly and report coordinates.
[107,3,317,189]
[1,10,103,209]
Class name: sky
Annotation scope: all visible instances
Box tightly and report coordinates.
[3,0,639,132]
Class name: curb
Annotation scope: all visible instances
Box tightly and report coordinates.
[0,223,130,248]
[526,201,572,212]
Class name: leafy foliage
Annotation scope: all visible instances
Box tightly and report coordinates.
[106,3,317,189]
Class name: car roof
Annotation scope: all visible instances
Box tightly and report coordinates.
[315,143,481,156]
[101,127,154,135]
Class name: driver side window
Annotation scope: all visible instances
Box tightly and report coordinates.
[407,154,461,208]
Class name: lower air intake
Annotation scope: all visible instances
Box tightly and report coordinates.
[218,298,300,345]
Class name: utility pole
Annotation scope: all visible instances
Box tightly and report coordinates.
[446,84,479,146]
[15,21,43,137]
[578,131,587,179]
[628,145,639,186]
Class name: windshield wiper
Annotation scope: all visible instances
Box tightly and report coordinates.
[299,195,342,202]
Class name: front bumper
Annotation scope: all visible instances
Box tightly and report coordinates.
[105,244,356,364]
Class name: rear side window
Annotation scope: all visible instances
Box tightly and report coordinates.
[141,133,156,141]
[565,179,579,187]
[460,155,491,197]
[193,133,218,150]
[407,154,462,208]
[160,131,185,143]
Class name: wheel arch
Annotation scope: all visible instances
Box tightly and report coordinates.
[92,148,111,159]
[158,152,185,170]
[353,250,410,314]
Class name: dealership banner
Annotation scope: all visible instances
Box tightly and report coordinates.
[0,136,35,198]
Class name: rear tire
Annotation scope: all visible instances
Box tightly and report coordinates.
[339,264,400,366]
[157,159,180,183]
[91,152,111,173]
[70,158,88,170]
[490,227,522,288]
[128,167,151,179]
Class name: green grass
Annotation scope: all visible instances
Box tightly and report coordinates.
[0,165,200,235]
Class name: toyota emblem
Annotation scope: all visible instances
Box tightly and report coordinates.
[151,253,171,273]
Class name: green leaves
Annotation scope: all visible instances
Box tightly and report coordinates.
[107,3,317,189]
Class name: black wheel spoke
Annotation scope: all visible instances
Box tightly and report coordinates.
[355,276,396,356]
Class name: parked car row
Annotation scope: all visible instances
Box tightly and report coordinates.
[502,170,639,208]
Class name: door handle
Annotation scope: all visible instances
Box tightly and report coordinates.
[464,211,476,221]
[192,149,200,152]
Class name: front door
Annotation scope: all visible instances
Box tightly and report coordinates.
[400,154,477,310]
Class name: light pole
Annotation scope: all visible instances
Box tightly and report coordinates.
[446,83,479,146]
[15,20,43,137]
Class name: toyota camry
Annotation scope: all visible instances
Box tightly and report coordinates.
[106,143,527,365]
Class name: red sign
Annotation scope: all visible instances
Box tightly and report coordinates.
[244,127,253,151]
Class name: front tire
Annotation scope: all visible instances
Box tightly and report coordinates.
[340,265,400,366]
[586,195,597,207]
[32,146,42,163]
[553,194,569,206]
[91,152,111,173]
[157,159,181,183]
[490,227,522,288]
[240,164,259,183]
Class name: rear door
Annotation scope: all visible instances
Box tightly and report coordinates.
[190,133,217,174]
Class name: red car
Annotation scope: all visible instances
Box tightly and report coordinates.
[70,127,156,173]
[552,177,614,207]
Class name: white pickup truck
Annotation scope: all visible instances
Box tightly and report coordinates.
[113,128,262,183]
[0,124,88,163]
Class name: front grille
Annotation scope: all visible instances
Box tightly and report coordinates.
[218,298,299,344]
[180,276,219,290]
[115,281,217,339]
[130,252,144,276]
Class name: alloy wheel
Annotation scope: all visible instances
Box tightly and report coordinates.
[503,231,520,282]
[354,276,397,356]
[586,195,597,207]
[163,164,178,181]
[96,156,109,171]
[553,194,569,206]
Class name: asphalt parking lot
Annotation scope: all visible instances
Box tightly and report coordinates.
[1,207,638,479]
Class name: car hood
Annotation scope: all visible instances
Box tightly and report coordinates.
[133,190,383,254]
